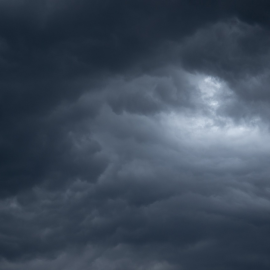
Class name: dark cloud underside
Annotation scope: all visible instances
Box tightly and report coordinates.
[1,1,270,270]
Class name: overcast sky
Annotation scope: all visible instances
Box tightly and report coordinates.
[1,1,270,269]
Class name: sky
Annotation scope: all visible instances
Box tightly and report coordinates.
[1,1,270,269]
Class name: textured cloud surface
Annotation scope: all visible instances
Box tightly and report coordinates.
[1,1,270,270]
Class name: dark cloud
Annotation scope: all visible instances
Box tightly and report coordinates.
[1,1,270,270]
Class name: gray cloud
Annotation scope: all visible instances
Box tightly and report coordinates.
[1,1,270,270]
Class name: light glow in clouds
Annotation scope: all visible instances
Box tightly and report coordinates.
[162,73,268,154]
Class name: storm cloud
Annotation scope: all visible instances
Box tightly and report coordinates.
[1,1,270,270]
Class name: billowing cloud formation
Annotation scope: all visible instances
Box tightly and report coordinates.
[1,1,270,270]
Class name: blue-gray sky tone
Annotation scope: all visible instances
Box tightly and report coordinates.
[1,1,270,269]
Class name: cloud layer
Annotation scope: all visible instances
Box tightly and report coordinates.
[1,1,270,270]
